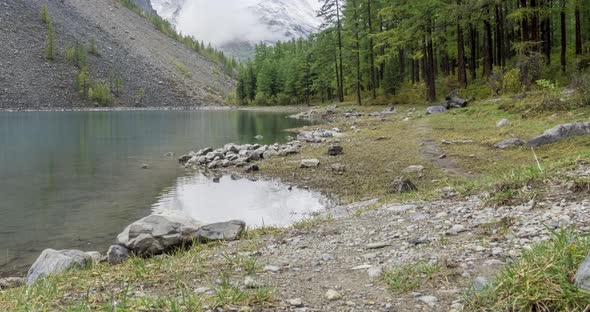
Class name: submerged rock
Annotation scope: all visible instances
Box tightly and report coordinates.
[528,122,590,147]
[27,249,92,285]
[196,220,246,242]
[116,212,203,257]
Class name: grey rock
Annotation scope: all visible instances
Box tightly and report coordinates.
[178,155,192,164]
[27,249,91,285]
[528,122,590,147]
[300,159,320,168]
[426,106,447,115]
[472,276,489,292]
[288,298,304,307]
[107,245,130,265]
[447,224,467,236]
[85,251,103,265]
[331,163,346,174]
[575,252,590,290]
[495,138,525,149]
[402,165,425,174]
[366,242,390,249]
[196,220,245,242]
[245,164,259,173]
[325,289,342,301]
[116,212,203,257]
[244,275,263,288]
[388,176,417,194]
[263,265,280,273]
[496,119,510,127]
[328,144,343,156]
[262,149,280,159]
[0,277,25,290]
[417,295,438,306]
[367,266,383,278]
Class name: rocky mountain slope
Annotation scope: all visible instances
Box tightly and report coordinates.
[0,0,234,110]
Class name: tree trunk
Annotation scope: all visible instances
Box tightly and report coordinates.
[561,4,567,72]
[541,1,552,64]
[458,23,467,87]
[425,21,437,102]
[469,25,477,81]
[576,2,583,55]
[531,0,539,49]
[352,0,362,105]
[520,0,529,42]
[483,8,494,78]
[399,48,405,82]
[336,0,345,102]
[495,3,504,67]
[367,0,376,99]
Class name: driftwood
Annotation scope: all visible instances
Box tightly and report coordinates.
[445,90,469,109]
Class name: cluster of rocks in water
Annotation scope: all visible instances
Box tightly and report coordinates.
[7,212,247,287]
[177,129,343,173]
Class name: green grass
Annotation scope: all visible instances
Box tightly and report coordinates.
[382,262,446,293]
[0,241,276,311]
[463,229,590,312]
[174,61,192,78]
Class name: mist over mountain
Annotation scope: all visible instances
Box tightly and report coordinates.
[150,0,321,59]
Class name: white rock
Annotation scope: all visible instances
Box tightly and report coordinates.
[263,265,280,273]
[325,289,342,301]
[417,295,438,306]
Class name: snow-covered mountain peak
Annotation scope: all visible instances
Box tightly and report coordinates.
[150,0,321,54]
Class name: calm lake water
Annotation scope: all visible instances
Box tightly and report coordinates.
[0,110,324,276]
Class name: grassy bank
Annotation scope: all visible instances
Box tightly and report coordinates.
[254,92,590,207]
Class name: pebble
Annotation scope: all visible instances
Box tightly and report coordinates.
[325,289,342,301]
[263,265,280,273]
[288,298,303,307]
[366,242,390,249]
[417,295,438,306]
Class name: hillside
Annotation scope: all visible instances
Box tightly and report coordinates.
[0,0,235,110]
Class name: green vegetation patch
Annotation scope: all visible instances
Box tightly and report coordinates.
[464,230,590,312]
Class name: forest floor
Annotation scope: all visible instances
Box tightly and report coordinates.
[2,92,590,311]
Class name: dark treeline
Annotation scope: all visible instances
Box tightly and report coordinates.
[236,0,590,106]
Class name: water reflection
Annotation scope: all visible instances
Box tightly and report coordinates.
[153,174,330,228]
[0,110,314,276]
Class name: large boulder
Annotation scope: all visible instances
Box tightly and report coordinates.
[528,122,590,147]
[116,212,203,257]
[576,253,590,290]
[426,106,448,115]
[26,249,92,285]
[196,220,246,242]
